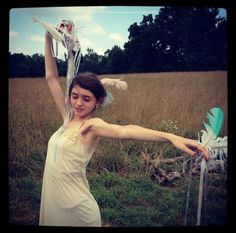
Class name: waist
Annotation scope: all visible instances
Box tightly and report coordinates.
[45,162,86,183]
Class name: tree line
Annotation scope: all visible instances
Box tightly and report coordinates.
[9,7,227,78]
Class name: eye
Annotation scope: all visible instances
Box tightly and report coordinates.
[71,95,78,99]
[83,97,91,102]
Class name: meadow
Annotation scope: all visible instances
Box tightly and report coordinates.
[8,71,227,226]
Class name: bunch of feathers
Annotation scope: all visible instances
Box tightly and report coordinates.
[183,107,227,226]
[32,17,128,109]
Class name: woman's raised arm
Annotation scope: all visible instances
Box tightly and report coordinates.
[45,33,67,121]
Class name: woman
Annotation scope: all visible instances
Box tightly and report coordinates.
[39,33,208,226]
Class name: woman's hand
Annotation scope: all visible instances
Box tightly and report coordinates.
[169,135,208,160]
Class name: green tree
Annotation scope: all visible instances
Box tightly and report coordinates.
[105,46,127,74]
[80,48,103,74]
[123,7,227,72]
[9,53,30,78]
[8,7,227,77]
[30,53,45,77]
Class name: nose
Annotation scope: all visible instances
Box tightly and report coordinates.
[75,98,83,106]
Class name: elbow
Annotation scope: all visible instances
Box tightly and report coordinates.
[45,74,51,80]
[45,71,52,80]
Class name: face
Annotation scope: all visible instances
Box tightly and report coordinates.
[70,85,99,119]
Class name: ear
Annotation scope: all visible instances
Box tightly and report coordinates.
[96,103,100,109]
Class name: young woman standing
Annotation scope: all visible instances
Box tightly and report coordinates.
[39,33,208,227]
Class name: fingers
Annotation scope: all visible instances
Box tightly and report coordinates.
[183,146,197,158]
[171,137,209,160]
[198,145,209,160]
[186,140,209,160]
[173,141,197,158]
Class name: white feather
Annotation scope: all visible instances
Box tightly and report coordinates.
[102,91,114,107]
[207,136,227,172]
[197,158,207,225]
[33,17,82,116]
[101,78,128,90]
[100,78,128,107]
[184,108,227,226]
[32,17,64,42]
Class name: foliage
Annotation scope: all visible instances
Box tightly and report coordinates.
[8,7,227,78]
[88,172,226,226]
[124,7,226,72]
[79,48,103,74]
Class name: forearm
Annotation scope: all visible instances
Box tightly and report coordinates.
[45,33,58,79]
[87,119,208,159]
[121,125,175,143]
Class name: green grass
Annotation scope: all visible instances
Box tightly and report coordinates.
[88,172,227,226]
[8,72,227,226]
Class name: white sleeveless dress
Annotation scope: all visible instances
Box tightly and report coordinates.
[39,125,101,226]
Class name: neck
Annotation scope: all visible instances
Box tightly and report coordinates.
[71,112,92,123]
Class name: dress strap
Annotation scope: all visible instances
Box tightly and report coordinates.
[79,121,86,129]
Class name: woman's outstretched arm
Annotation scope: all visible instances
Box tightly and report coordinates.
[45,33,67,121]
[81,118,208,159]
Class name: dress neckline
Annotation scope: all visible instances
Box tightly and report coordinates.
[65,121,86,131]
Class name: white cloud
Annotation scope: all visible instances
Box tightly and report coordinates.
[29,34,44,42]
[80,38,106,55]
[95,47,107,55]
[85,23,106,35]
[10,30,19,37]
[80,38,94,51]
[30,6,107,23]
[108,33,125,43]
[66,6,107,23]
[10,47,23,53]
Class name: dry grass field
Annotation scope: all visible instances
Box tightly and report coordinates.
[8,71,227,226]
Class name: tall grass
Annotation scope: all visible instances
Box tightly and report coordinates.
[8,71,227,226]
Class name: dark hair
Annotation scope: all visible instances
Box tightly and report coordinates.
[69,72,107,104]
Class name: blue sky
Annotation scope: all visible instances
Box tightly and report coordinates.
[9,6,226,60]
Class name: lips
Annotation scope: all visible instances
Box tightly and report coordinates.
[75,107,84,112]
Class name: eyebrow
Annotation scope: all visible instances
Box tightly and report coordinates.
[71,92,92,98]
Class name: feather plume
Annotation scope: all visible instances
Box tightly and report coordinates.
[100,78,128,106]
[208,136,227,159]
[101,78,128,90]
[200,107,224,147]
[102,91,114,107]
[207,136,227,172]
[33,17,82,123]
[196,107,224,225]
[32,17,64,42]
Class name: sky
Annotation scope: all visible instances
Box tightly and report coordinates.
[9,6,226,60]
[9,6,162,59]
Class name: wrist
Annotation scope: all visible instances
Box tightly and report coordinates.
[45,32,52,40]
[165,132,176,143]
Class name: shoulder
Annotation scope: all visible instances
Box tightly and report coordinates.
[83,118,124,139]
[86,117,106,125]
[80,118,107,135]
[85,117,110,131]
